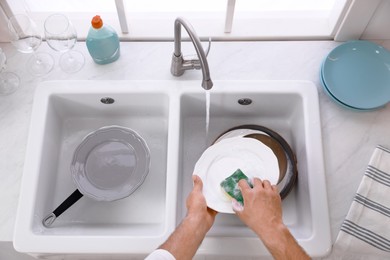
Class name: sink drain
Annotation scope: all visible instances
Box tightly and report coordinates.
[238,98,252,105]
[100,97,115,104]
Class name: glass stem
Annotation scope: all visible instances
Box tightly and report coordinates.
[33,51,43,65]
[67,51,75,62]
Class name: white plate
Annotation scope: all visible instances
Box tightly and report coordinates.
[71,125,150,201]
[194,136,279,213]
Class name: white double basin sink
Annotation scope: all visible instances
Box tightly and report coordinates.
[14,80,331,258]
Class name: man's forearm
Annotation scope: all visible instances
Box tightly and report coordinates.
[257,224,310,260]
[159,215,210,260]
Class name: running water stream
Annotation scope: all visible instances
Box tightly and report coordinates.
[205,90,211,145]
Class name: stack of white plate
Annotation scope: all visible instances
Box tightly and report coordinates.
[193,125,297,214]
[320,40,390,110]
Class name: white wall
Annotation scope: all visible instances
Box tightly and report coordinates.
[1,0,390,42]
[361,0,390,40]
[0,6,10,42]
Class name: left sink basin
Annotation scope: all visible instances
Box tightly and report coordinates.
[14,81,176,256]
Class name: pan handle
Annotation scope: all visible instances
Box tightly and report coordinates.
[42,189,84,228]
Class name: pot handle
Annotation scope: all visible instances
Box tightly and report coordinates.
[42,189,83,228]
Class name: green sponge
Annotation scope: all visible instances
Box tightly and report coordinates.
[220,169,252,204]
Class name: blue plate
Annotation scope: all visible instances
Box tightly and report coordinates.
[322,41,390,110]
[320,68,375,111]
[320,60,380,111]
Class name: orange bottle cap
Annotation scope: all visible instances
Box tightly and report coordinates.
[91,15,103,29]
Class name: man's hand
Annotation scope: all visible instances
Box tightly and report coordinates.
[157,175,217,260]
[186,175,217,230]
[233,177,310,260]
[233,178,283,237]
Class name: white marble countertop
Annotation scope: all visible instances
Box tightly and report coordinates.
[1,40,390,258]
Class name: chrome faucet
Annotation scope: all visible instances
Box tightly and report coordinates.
[171,17,213,90]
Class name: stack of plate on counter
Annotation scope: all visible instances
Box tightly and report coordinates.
[321,40,390,110]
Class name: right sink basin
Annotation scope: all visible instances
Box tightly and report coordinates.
[176,80,331,257]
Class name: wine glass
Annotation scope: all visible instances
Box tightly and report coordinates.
[8,14,54,76]
[0,47,20,96]
[44,13,84,73]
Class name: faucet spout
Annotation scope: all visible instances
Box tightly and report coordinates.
[171,17,213,90]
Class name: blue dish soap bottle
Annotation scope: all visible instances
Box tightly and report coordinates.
[86,15,120,64]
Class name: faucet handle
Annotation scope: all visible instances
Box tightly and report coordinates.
[182,37,211,70]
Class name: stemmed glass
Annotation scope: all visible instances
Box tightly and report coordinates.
[0,47,20,95]
[8,14,54,76]
[44,13,84,73]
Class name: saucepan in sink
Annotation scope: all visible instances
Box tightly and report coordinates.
[42,125,151,227]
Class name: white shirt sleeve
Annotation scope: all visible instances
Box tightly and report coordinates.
[144,249,176,260]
